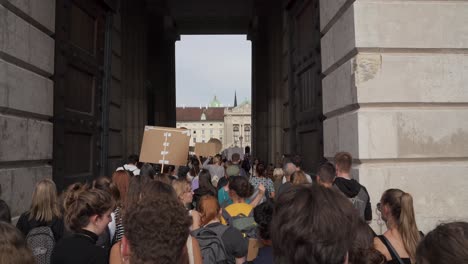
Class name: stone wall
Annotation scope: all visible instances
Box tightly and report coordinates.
[0,0,55,218]
[320,0,468,232]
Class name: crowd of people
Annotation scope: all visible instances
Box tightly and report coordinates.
[0,151,467,264]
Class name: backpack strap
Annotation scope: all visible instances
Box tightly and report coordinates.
[221,208,232,225]
[377,235,405,264]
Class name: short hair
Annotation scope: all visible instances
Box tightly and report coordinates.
[141,181,177,202]
[228,176,254,198]
[254,201,274,241]
[291,155,303,168]
[334,152,352,173]
[231,153,240,162]
[283,162,297,177]
[416,222,468,264]
[63,183,114,232]
[124,196,191,264]
[127,154,139,164]
[316,162,336,184]
[197,195,220,226]
[139,163,156,180]
[0,222,35,264]
[0,200,11,223]
[290,171,308,185]
[272,185,358,264]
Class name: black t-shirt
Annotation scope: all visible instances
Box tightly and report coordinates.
[51,229,109,264]
[16,212,65,242]
[205,222,248,261]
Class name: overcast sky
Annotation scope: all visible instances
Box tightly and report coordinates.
[176,35,252,107]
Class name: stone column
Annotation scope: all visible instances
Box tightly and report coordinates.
[321,0,468,232]
[0,0,55,218]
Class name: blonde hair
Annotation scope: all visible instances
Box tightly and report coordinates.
[0,222,35,264]
[382,189,420,262]
[290,171,308,185]
[172,179,191,202]
[29,179,61,222]
[273,168,284,181]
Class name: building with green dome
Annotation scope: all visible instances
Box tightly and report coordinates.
[209,95,222,107]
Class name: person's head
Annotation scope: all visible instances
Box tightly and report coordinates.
[127,154,139,165]
[0,200,11,223]
[254,201,274,242]
[256,161,266,177]
[273,167,285,182]
[139,163,156,180]
[272,185,358,264]
[290,170,308,185]
[196,195,221,226]
[213,154,222,165]
[292,155,303,169]
[140,180,177,203]
[245,146,250,154]
[112,170,131,206]
[231,153,241,164]
[416,222,468,264]
[316,162,336,187]
[349,249,386,264]
[121,196,191,264]
[172,179,193,206]
[29,178,61,222]
[283,162,297,178]
[126,175,152,209]
[198,169,215,191]
[379,189,420,262]
[92,176,120,203]
[177,166,190,180]
[228,176,254,200]
[0,222,35,264]
[154,173,172,185]
[63,183,114,235]
[348,218,378,263]
[334,152,352,175]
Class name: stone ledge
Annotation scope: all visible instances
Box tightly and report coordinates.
[6,0,56,33]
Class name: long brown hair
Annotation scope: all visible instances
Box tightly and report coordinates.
[0,222,35,264]
[112,170,131,207]
[29,179,61,222]
[197,195,220,226]
[381,189,420,262]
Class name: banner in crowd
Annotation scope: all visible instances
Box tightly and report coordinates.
[140,126,191,166]
[195,142,218,157]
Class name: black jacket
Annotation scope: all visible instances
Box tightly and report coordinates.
[334,177,372,221]
[16,212,65,242]
[51,229,109,264]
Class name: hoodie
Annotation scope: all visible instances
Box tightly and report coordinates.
[334,177,372,221]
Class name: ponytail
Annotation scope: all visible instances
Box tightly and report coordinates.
[399,192,420,262]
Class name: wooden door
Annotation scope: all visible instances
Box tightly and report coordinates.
[53,0,108,190]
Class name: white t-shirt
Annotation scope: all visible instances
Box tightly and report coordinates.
[116,164,140,175]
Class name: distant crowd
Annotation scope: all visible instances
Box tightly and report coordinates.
[0,151,467,264]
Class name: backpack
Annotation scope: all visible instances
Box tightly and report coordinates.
[222,208,257,238]
[191,224,229,264]
[26,226,55,264]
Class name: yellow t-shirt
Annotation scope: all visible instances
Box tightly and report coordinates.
[221,202,253,225]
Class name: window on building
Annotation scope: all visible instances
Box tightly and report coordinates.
[202,130,205,134]
[219,129,223,135]
[245,125,251,142]
[233,124,240,144]
[193,138,196,143]
[210,129,213,135]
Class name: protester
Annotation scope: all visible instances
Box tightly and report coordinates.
[0,222,35,264]
[416,222,468,264]
[202,154,225,184]
[193,169,217,209]
[251,201,274,264]
[374,189,421,264]
[291,155,313,183]
[187,158,201,182]
[231,153,248,177]
[290,170,309,185]
[116,154,140,176]
[272,185,358,264]
[316,161,336,188]
[51,183,114,264]
[277,162,296,196]
[173,179,195,210]
[249,161,275,201]
[111,170,131,244]
[192,195,247,264]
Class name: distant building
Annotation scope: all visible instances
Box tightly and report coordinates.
[176,95,251,150]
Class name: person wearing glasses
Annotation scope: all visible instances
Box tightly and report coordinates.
[374,189,422,264]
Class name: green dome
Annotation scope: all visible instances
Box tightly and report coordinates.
[210,95,221,107]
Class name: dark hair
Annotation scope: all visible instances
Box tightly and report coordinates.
[178,166,190,180]
[124,196,191,264]
[416,222,468,264]
[349,219,377,263]
[231,153,240,162]
[198,169,216,195]
[245,146,250,154]
[127,154,139,164]
[140,181,177,202]
[0,200,11,223]
[272,185,358,264]
[228,176,254,198]
[0,222,35,264]
[350,248,386,264]
[154,173,172,185]
[292,155,303,168]
[92,176,120,203]
[381,189,420,262]
[140,163,156,180]
[63,183,114,232]
[126,175,151,209]
[189,159,200,177]
[254,201,274,241]
[256,161,266,177]
[316,162,336,184]
[334,152,352,173]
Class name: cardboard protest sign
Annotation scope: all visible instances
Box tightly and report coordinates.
[195,142,218,157]
[208,138,222,153]
[139,126,190,166]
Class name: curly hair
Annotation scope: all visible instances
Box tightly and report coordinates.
[228,176,254,198]
[124,196,192,264]
[0,222,35,264]
[254,201,274,241]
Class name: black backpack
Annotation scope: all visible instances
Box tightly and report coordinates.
[191,224,229,264]
[26,226,55,264]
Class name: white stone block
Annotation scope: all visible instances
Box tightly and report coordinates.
[7,0,56,32]
[324,111,359,158]
[358,162,468,233]
[0,6,54,75]
[0,114,53,161]
[0,59,53,116]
